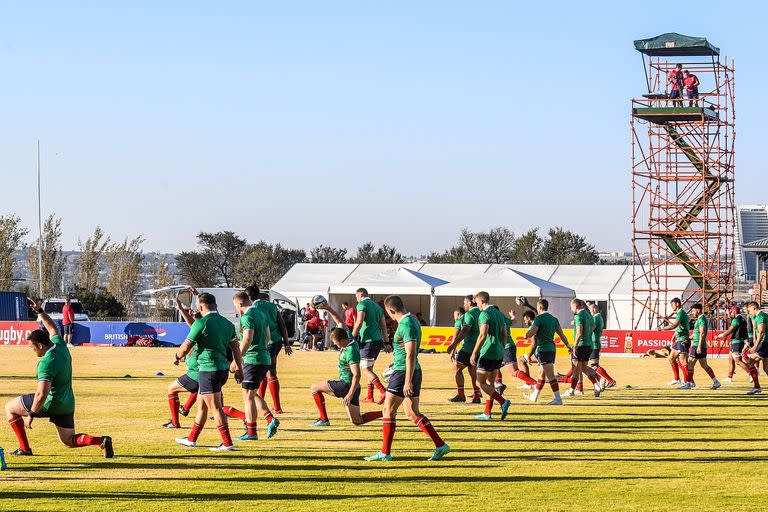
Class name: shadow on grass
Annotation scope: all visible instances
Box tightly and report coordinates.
[0,490,455,501]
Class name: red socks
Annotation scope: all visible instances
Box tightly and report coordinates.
[313,392,328,422]
[484,400,493,415]
[749,367,761,388]
[561,368,574,383]
[217,423,233,447]
[515,370,536,386]
[587,373,598,385]
[595,366,614,382]
[705,367,716,379]
[670,360,680,380]
[268,377,281,410]
[536,379,545,391]
[72,433,104,447]
[382,418,396,455]
[371,377,386,395]
[414,415,445,448]
[472,386,482,398]
[223,405,246,421]
[495,373,503,383]
[263,410,275,424]
[246,422,257,436]
[9,416,30,452]
[490,391,505,405]
[456,387,465,398]
[361,411,383,424]
[679,362,690,383]
[257,379,268,398]
[367,383,375,400]
[549,380,560,392]
[688,366,695,383]
[168,393,180,425]
[188,422,203,442]
[183,392,197,411]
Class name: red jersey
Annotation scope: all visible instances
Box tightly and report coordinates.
[306,316,321,330]
[684,74,699,90]
[62,304,75,325]
[344,307,356,328]
[669,69,684,91]
[305,307,318,319]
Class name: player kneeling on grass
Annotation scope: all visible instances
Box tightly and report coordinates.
[4,298,113,458]
[523,299,570,405]
[364,295,450,462]
[174,292,244,452]
[743,302,767,395]
[470,292,511,421]
[681,303,720,390]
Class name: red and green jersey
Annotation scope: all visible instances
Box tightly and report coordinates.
[392,314,421,372]
[532,312,559,353]
[187,312,237,372]
[573,309,594,347]
[253,300,282,345]
[675,309,691,342]
[478,307,504,361]
[460,307,481,354]
[592,313,604,349]
[338,341,361,386]
[356,298,384,342]
[37,334,75,415]
[240,306,271,366]
[692,315,708,347]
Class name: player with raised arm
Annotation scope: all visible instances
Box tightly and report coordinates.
[445,295,482,403]
[309,300,384,427]
[352,288,389,404]
[716,306,750,383]
[522,299,570,405]
[245,285,292,414]
[563,299,603,398]
[661,298,692,387]
[470,292,511,421]
[364,295,450,462]
[163,294,201,429]
[4,298,113,458]
[683,303,720,390]
[174,292,244,451]
[589,303,616,388]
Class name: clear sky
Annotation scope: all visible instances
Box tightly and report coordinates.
[1,1,766,255]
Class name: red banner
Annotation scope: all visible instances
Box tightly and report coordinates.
[0,321,40,346]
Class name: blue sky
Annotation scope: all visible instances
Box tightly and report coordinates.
[1,1,766,255]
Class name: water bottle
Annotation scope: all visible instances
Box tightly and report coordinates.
[0,447,7,471]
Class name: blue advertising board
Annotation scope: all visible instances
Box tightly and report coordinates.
[72,322,190,347]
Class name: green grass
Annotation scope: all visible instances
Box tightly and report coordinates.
[0,347,766,511]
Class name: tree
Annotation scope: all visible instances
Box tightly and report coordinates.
[104,236,145,315]
[0,214,28,290]
[74,286,126,319]
[458,227,516,264]
[426,246,474,264]
[27,215,65,297]
[310,245,348,263]
[539,227,599,265]
[197,231,247,287]
[351,242,404,264]
[234,241,307,288]
[147,253,175,311]
[75,226,110,293]
[511,228,543,264]
[176,251,218,287]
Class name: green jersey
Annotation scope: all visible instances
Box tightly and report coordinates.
[532,312,559,353]
[392,314,421,372]
[592,313,604,350]
[239,306,271,366]
[187,312,237,372]
[185,345,199,381]
[477,307,504,361]
[460,307,481,354]
[356,298,384,342]
[36,334,75,415]
[253,300,283,345]
[573,309,594,347]
[338,340,361,386]
[454,318,463,330]
[730,316,746,344]
[754,311,768,346]
[674,309,691,342]
[692,315,708,347]
[502,314,514,349]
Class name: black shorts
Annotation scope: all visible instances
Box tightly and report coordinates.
[674,340,691,353]
[730,341,744,354]
[755,343,768,359]
[328,380,360,406]
[62,323,74,335]
[177,373,199,393]
[268,343,282,371]
[689,345,707,359]
[360,340,383,362]
[477,357,502,372]
[536,351,556,365]
[198,369,229,395]
[241,363,270,390]
[574,345,592,362]
[455,350,472,367]
[589,348,601,362]
[502,345,517,366]
[386,368,422,398]
[21,393,74,429]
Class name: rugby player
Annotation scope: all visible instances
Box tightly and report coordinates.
[470,292,511,421]
[744,302,767,394]
[352,288,389,404]
[522,299,570,405]
[682,303,720,390]
[363,295,450,461]
[716,306,750,382]
[163,296,200,429]
[174,292,244,451]
[221,292,280,440]
[245,285,292,414]
[4,298,113,457]
[589,303,616,388]
[563,299,603,398]
[496,308,536,393]
[516,310,539,385]
[661,298,692,386]
[446,295,482,403]
[309,300,383,426]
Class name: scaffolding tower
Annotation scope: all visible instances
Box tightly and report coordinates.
[631,33,735,329]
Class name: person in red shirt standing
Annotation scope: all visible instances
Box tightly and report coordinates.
[667,63,684,106]
[342,302,356,335]
[61,298,75,346]
[683,70,700,107]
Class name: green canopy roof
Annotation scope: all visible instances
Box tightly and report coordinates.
[634,33,720,57]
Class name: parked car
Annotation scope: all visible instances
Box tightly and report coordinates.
[41,298,90,322]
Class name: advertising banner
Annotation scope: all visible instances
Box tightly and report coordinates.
[0,321,41,346]
[73,322,191,346]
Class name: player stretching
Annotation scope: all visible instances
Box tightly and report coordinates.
[446,296,481,403]
[682,303,720,390]
[352,288,389,404]
[222,292,280,440]
[522,299,570,405]
[661,298,692,387]
[245,285,292,414]
[496,308,537,393]
[516,311,540,383]
[470,292,511,421]
[163,295,200,429]
[589,303,616,388]
[174,292,244,451]
[716,306,750,382]
[364,295,450,461]
[563,299,603,398]
[4,298,113,457]
[744,302,767,395]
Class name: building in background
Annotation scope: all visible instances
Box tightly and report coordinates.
[736,205,768,282]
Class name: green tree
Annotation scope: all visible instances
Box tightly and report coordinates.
[76,226,110,293]
[0,214,28,290]
[74,286,126,318]
[27,215,65,297]
[197,231,247,287]
[351,242,404,264]
[147,253,176,312]
[511,228,543,264]
[539,227,599,265]
[234,241,307,288]
[104,236,145,314]
[176,251,218,287]
[310,245,348,263]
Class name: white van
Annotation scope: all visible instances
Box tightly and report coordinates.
[41,298,91,322]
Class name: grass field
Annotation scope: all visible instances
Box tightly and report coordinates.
[0,346,766,512]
